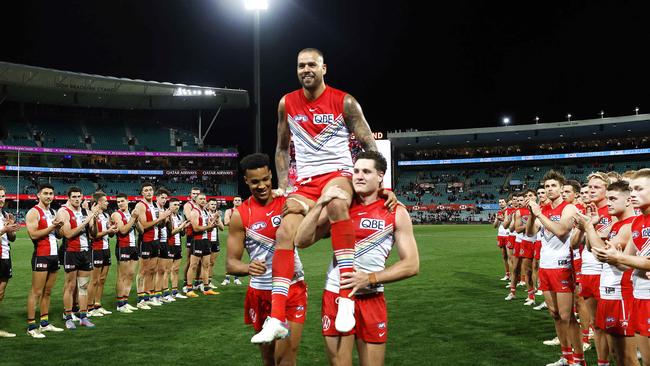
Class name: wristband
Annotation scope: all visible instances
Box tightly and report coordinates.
[368,272,377,285]
[273,188,286,197]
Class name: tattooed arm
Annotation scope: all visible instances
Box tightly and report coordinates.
[275,96,290,191]
[344,94,377,152]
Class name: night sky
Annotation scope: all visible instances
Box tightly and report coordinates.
[1,1,649,156]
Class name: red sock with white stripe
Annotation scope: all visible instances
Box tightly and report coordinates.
[572,352,585,366]
[527,289,535,300]
[597,360,609,366]
[561,347,574,364]
[270,249,294,321]
[331,219,356,299]
[581,328,590,344]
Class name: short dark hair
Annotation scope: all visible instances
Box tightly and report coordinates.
[607,180,630,193]
[240,153,270,173]
[116,193,128,200]
[536,186,545,192]
[169,197,179,203]
[542,169,566,186]
[298,48,324,61]
[523,188,536,196]
[38,183,55,193]
[141,182,154,192]
[191,187,201,193]
[67,186,82,197]
[355,151,387,174]
[156,187,171,196]
[208,198,217,203]
[93,191,107,202]
[564,180,581,194]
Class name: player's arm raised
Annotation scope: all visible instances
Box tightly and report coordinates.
[531,201,575,239]
[343,94,377,152]
[26,208,61,240]
[340,206,419,296]
[275,96,290,192]
[592,225,640,270]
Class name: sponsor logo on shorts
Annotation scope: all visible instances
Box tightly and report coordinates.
[379,332,386,337]
[249,308,256,323]
[141,251,150,256]
[322,315,331,331]
[313,114,334,125]
[296,305,305,312]
[378,322,386,329]
[251,221,267,231]
[360,218,385,230]
[271,215,282,228]
[36,263,47,269]
[65,264,75,269]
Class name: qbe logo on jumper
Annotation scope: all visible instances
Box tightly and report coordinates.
[360,218,385,231]
[313,114,335,124]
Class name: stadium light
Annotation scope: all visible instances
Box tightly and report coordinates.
[245,0,268,152]
[566,113,572,121]
[599,110,605,118]
[502,117,510,125]
[244,0,268,10]
[534,116,539,124]
[635,107,640,115]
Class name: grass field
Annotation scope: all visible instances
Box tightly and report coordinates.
[0,225,604,365]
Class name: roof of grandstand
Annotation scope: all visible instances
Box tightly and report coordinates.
[0,61,249,110]
[388,114,650,148]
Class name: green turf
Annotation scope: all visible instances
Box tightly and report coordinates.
[0,225,604,365]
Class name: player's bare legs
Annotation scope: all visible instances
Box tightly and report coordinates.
[274,321,305,366]
[324,335,355,366]
[356,339,386,366]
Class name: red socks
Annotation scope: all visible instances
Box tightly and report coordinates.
[270,249,294,321]
[331,219,356,299]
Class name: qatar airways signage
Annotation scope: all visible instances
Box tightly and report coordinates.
[164,170,235,176]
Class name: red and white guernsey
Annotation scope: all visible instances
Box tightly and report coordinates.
[116,210,136,248]
[237,196,304,290]
[517,208,534,241]
[63,206,89,252]
[169,214,182,246]
[497,209,508,238]
[539,201,573,269]
[582,205,611,275]
[185,201,197,237]
[600,216,635,300]
[92,212,110,251]
[140,200,159,242]
[325,198,396,295]
[284,86,353,180]
[0,210,10,259]
[192,207,210,241]
[504,207,514,237]
[209,211,218,242]
[32,205,58,256]
[631,214,650,299]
